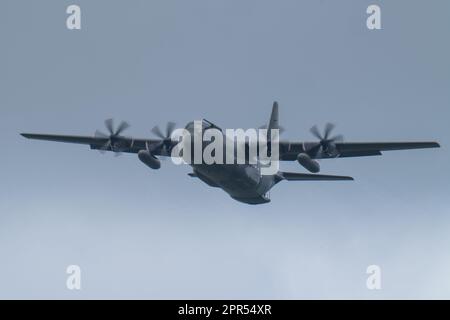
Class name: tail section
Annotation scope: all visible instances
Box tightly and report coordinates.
[267,101,279,134]
[261,101,282,156]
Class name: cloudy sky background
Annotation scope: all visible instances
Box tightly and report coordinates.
[1,0,449,298]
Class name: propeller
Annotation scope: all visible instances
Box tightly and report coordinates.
[304,123,343,158]
[94,119,130,155]
[150,122,177,156]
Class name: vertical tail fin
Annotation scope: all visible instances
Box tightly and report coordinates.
[258,101,281,158]
[268,101,279,132]
[265,101,279,142]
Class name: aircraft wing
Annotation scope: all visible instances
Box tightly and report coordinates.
[21,133,440,159]
[21,133,104,145]
[334,141,440,159]
[279,141,440,160]
[336,141,440,154]
[20,133,167,155]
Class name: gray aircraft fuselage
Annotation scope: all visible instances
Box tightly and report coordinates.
[184,120,279,204]
[192,163,278,204]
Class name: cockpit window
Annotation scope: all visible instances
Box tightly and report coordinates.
[202,119,222,131]
[185,119,222,132]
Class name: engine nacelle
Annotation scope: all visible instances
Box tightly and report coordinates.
[297,153,320,173]
[138,150,161,170]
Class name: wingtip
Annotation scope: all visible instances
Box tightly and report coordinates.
[425,141,441,148]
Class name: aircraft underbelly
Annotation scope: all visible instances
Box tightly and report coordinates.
[191,164,262,199]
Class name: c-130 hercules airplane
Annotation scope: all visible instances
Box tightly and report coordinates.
[21,102,440,204]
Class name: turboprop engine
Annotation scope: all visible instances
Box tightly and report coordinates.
[138,150,161,170]
[297,153,320,173]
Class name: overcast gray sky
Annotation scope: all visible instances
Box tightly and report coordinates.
[1,0,449,299]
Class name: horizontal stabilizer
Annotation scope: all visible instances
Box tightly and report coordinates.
[280,171,354,181]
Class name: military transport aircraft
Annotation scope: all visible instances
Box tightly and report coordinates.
[21,102,440,204]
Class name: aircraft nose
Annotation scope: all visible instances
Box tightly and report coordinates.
[184,120,210,134]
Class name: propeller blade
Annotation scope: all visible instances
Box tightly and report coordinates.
[105,119,114,135]
[323,123,335,140]
[304,142,320,152]
[310,125,323,140]
[166,122,176,138]
[98,140,111,154]
[94,130,109,139]
[100,140,111,149]
[151,126,165,139]
[311,145,323,158]
[330,134,344,143]
[95,119,131,155]
[115,121,130,136]
[307,123,343,158]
